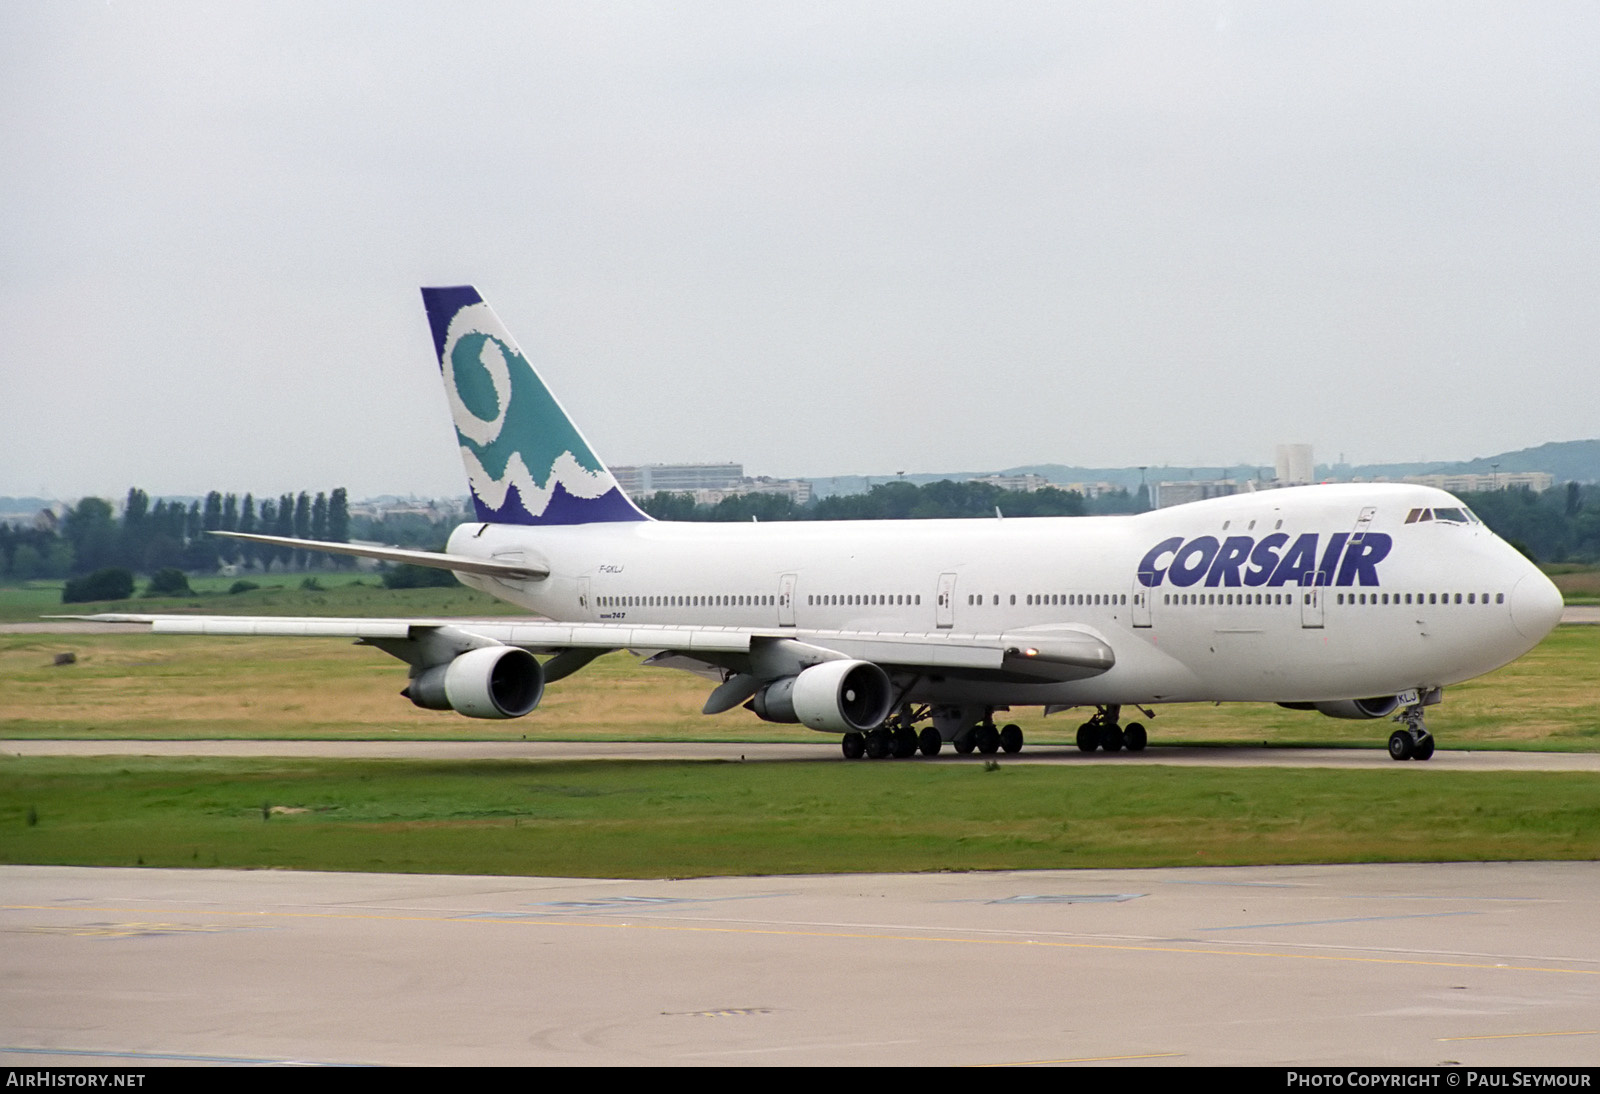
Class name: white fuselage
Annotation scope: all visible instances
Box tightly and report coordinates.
[447,483,1563,709]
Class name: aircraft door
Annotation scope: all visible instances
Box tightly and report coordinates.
[1349,506,1377,546]
[1301,506,1373,630]
[1132,579,1152,628]
[779,573,797,627]
[1300,584,1324,628]
[936,572,957,629]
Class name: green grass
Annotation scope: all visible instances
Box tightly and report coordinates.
[4,625,1596,749]
[1547,564,1600,604]
[2,756,1596,877]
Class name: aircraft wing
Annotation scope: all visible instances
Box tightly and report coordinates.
[64,614,1115,681]
[209,532,548,580]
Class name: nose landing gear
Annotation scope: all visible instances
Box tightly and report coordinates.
[1388,701,1436,761]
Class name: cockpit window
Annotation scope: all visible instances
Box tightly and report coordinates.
[1405,506,1479,525]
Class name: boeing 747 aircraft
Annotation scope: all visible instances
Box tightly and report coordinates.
[85,287,1566,761]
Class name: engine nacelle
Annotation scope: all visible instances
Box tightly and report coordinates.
[405,646,544,719]
[749,660,893,733]
[1279,696,1402,720]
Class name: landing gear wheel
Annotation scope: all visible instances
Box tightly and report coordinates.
[892,727,918,759]
[1100,723,1125,752]
[918,728,943,757]
[976,725,1001,755]
[954,734,975,755]
[1411,735,1435,761]
[865,728,892,759]
[999,724,1024,754]
[841,733,864,760]
[1123,722,1147,752]
[1076,723,1099,752]
[1387,729,1414,761]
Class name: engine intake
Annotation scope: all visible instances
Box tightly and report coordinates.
[750,660,893,733]
[405,646,544,719]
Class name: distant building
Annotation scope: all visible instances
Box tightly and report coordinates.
[1403,471,1553,493]
[969,474,1119,497]
[613,463,815,507]
[1275,444,1314,486]
[349,497,470,522]
[612,463,743,495]
[1057,481,1121,499]
[1150,479,1245,509]
[970,473,1053,493]
[688,477,814,507]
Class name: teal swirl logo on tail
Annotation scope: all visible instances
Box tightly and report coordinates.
[422,286,648,525]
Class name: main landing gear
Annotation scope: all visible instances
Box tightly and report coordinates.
[842,704,932,760]
[1074,705,1148,754]
[1387,701,1436,761]
[840,705,1024,760]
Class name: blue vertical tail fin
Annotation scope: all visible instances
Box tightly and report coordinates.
[421,286,649,526]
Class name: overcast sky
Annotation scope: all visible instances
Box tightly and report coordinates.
[4,2,1597,501]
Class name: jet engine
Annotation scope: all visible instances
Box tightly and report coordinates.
[404,646,544,719]
[749,660,893,733]
[1279,696,1401,720]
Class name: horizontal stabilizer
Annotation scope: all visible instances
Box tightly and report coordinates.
[211,531,548,580]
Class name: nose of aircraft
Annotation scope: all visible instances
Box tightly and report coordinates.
[1509,568,1564,640]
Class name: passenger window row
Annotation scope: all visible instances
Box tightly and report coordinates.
[968,593,1128,607]
[1155,591,1508,607]
[1336,591,1503,606]
[806,594,922,606]
[598,594,777,608]
[1162,592,1294,606]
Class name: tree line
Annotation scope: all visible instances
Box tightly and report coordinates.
[637,480,1151,522]
[0,487,350,581]
[1463,481,1600,563]
[5,478,1596,590]
[639,479,1600,562]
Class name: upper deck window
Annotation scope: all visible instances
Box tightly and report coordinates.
[1406,506,1479,525]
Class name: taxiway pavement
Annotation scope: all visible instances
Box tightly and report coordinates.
[8,738,1600,771]
[4,862,1597,1067]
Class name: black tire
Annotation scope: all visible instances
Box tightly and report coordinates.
[1123,722,1147,752]
[918,728,943,757]
[999,724,1024,754]
[1076,723,1099,752]
[841,733,865,759]
[865,729,892,759]
[1100,723,1125,752]
[1387,730,1414,761]
[976,725,1000,754]
[1412,735,1435,761]
[954,735,975,755]
[892,727,918,759]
